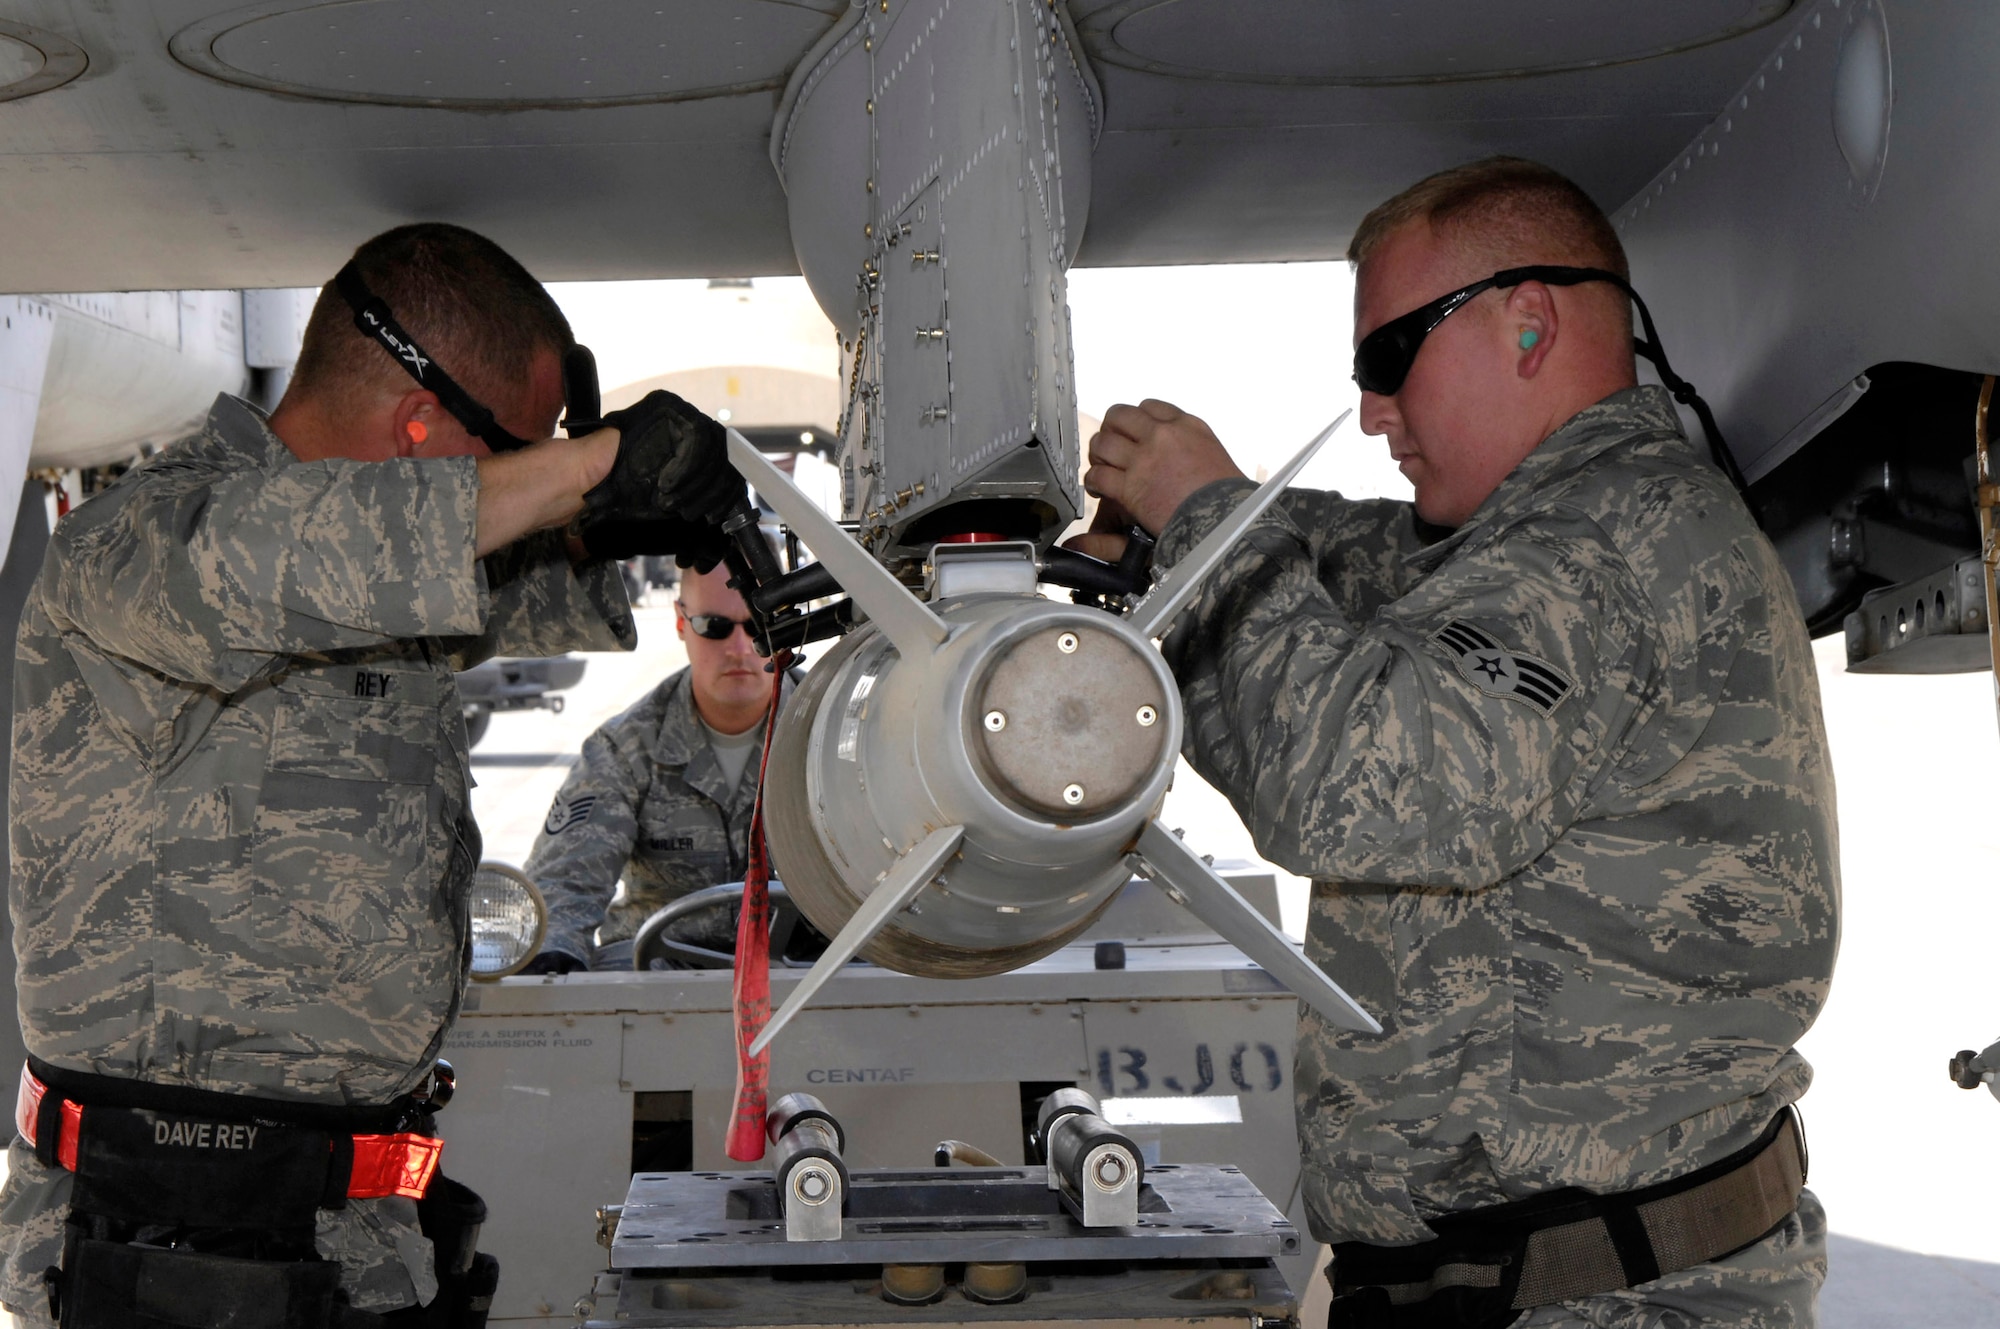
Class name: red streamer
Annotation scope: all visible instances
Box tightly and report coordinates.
[725,650,793,1162]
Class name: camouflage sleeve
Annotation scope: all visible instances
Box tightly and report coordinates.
[441,535,636,670]
[44,455,483,691]
[524,707,655,962]
[1157,481,1656,887]
[1269,486,1430,618]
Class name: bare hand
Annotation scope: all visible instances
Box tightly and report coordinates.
[475,429,619,558]
[1063,493,1140,563]
[1082,400,1245,536]
[573,426,620,497]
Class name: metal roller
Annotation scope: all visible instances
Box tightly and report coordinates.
[1035,1087,1102,1190]
[1035,1088,1101,1149]
[1046,1109,1142,1229]
[767,1092,846,1152]
[766,1094,847,1242]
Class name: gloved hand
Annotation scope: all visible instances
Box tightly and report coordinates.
[583,390,744,528]
[518,951,587,976]
[575,515,729,572]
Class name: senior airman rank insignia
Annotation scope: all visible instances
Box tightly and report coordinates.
[1432,620,1573,716]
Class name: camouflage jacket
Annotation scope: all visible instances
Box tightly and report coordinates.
[1156,386,1839,1246]
[527,666,793,963]
[2,394,633,1315]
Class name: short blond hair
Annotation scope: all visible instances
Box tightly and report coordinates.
[1348,157,1627,280]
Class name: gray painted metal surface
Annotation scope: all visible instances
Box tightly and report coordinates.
[771,0,1092,547]
[0,3,1796,290]
[763,593,1181,979]
[31,291,248,469]
[1842,557,1991,674]
[1617,1,2000,479]
[611,1163,1298,1267]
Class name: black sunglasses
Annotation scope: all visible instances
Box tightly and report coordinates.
[332,262,602,452]
[1353,265,1645,396]
[1351,263,1746,492]
[680,608,755,641]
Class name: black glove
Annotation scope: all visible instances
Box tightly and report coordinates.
[575,515,729,572]
[583,390,743,528]
[519,951,587,976]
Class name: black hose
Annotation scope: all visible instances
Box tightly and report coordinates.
[761,600,855,654]
[1042,547,1141,597]
[750,561,841,616]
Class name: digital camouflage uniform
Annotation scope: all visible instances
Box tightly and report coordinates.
[527,666,792,964]
[1155,387,1839,1324]
[0,394,634,1321]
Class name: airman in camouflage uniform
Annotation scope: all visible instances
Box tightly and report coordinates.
[2,393,632,1318]
[527,663,797,965]
[1,224,738,1324]
[1077,160,1838,1327]
[524,561,795,971]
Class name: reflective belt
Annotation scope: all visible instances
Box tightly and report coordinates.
[15,1063,442,1202]
[343,1133,444,1201]
[15,1067,80,1171]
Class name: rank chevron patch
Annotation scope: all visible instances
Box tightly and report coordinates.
[544,794,597,835]
[1431,620,1574,716]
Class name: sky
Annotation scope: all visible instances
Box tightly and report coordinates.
[546,267,2000,1263]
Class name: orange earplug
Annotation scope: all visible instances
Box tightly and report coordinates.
[406,420,428,444]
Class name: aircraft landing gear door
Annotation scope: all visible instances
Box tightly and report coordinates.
[876,183,947,532]
[1975,375,2000,735]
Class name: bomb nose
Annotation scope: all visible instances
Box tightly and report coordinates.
[969,622,1171,819]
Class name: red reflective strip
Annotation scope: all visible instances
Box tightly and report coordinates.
[938,532,1007,543]
[347,1132,442,1200]
[15,1065,43,1146]
[16,1069,83,1170]
[57,1101,80,1172]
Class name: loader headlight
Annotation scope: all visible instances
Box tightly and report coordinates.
[469,863,547,980]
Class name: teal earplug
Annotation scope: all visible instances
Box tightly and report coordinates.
[1519,328,1540,350]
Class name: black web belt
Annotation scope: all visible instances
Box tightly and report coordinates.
[22,1056,443,1227]
[1330,1108,1807,1328]
[23,1060,494,1329]
[26,1056,431,1135]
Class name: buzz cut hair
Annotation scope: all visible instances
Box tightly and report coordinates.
[288,222,574,408]
[1347,156,1629,282]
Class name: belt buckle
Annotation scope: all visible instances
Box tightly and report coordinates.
[16,1064,44,1147]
